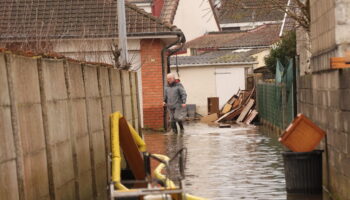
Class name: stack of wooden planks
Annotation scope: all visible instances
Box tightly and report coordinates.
[201,86,258,126]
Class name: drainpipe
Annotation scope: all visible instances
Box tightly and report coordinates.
[167,32,186,73]
[161,28,186,131]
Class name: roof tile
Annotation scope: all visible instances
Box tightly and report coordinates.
[160,0,180,23]
[170,49,266,66]
[218,0,287,24]
[185,23,282,49]
[0,0,177,40]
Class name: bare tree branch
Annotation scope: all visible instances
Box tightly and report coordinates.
[211,0,310,31]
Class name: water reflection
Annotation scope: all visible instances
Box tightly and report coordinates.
[144,122,323,200]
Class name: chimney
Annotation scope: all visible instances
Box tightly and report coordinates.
[152,0,164,17]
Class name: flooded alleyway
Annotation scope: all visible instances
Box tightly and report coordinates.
[144,122,323,200]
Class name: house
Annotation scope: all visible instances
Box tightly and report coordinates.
[128,0,220,41]
[172,23,288,115]
[170,49,262,115]
[216,0,287,31]
[184,23,284,69]
[0,0,184,130]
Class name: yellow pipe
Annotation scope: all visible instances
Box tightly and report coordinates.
[152,154,208,200]
[110,112,129,190]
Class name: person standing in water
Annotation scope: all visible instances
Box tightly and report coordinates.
[163,73,187,133]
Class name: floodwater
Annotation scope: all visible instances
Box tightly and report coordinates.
[144,122,323,200]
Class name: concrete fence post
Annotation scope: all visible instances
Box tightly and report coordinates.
[4,53,25,200]
[134,72,142,134]
[108,68,124,114]
[37,57,57,200]
[129,72,136,130]
[120,70,126,117]
[82,64,98,199]
[120,70,133,125]
[63,59,80,200]
[97,66,113,199]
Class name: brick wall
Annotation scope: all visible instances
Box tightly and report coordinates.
[296,1,350,199]
[140,39,165,130]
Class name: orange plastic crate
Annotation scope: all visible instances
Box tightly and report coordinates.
[279,114,326,152]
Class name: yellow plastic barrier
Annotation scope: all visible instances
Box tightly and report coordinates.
[110,112,206,199]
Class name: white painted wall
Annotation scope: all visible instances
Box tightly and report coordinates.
[171,64,251,115]
[220,21,282,31]
[173,0,219,41]
[215,67,246,108]
[172,66,216,115]
[133,2,152,13]
[53,38,145,127]
[53,38,141,65]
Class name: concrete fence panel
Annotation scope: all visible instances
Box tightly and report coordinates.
[0,51,140,200]
[98,67,113,183]
[121,70,132,124]
[40,59,75,200]
[109,69,124,114]
[0,53,19,200]
[83,64,107,199]
[66,62,93,200]
[10,54,51,200]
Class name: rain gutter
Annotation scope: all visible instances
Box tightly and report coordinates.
[218,45,271,50]
[170,61,258,68]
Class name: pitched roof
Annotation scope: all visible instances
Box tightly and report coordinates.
[170,49,265,66]
[184,31,246,49]
[218,0,287,24]
[160,0,180,23]
[185,23,282,49]
[0,0,178,41]
[126,0,180,24]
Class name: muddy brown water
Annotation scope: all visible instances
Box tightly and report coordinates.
[144,122,323,200]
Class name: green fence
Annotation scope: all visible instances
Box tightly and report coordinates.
[257,82,295,130]
[257,59,296,131]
